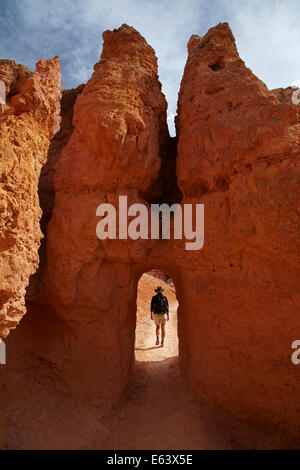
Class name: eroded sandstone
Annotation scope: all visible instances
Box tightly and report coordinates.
[0,57,62,338]
[1,23,299,449]
[176,22,300,438]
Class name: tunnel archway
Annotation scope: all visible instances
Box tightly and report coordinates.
[104,268,218,450]
[135,269,179,359]
[130,262,186,372]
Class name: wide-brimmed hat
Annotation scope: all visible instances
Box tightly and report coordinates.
[155,286,164,293]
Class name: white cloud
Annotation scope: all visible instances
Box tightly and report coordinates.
[67,0,202,135]
[218,0,300,90]
[0,0,299,136]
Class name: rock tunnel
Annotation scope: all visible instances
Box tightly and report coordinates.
[0,22,300,448]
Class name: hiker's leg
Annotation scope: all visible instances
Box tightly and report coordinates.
[161,322,165,341]
[155,321,160,345]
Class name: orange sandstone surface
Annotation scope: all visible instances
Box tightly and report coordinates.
[0,23,299,449]
[0,57,62,338]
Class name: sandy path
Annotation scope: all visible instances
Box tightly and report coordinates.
[104,274,237,450]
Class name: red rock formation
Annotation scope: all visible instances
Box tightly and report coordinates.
[1,23,299,449]
[176,22,300,438]
[38,85,84,233]
[25,85,85,304]
[148,269,174,288]
[271,86,300,109]
[35,24,170,412]
[0,60,31,100]
[0,57,62,338]
[38,22,299,442]
[176,23,300,195]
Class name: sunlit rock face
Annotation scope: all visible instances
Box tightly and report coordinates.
[176,22,300,439]
[1,23,299,449]
[0,57,62,339]
[36,24,171,414]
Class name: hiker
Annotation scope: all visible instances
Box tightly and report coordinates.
[150,286,169,347]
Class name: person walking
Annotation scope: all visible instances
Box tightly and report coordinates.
[150,286,169,347]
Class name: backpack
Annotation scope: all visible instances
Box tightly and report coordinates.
[155,294,166,313]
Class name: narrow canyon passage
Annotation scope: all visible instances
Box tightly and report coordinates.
[101,273,285,450]
[102,274,238,449]
[0,19,299,451]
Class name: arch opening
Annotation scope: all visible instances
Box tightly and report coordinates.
[135,269,179,363]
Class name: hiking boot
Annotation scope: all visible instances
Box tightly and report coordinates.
[155,338,159,346]
[161,340,164,347]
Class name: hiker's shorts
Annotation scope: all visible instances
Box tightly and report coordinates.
[153,313,166,326]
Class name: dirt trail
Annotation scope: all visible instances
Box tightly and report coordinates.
[1,274,286,450]
[103,274,281,450]
[103,274,232,450]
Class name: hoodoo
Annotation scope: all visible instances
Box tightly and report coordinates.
[0,57,62,339]
[0,22,299,449]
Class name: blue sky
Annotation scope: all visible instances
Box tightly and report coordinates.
[0,0,299,135]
